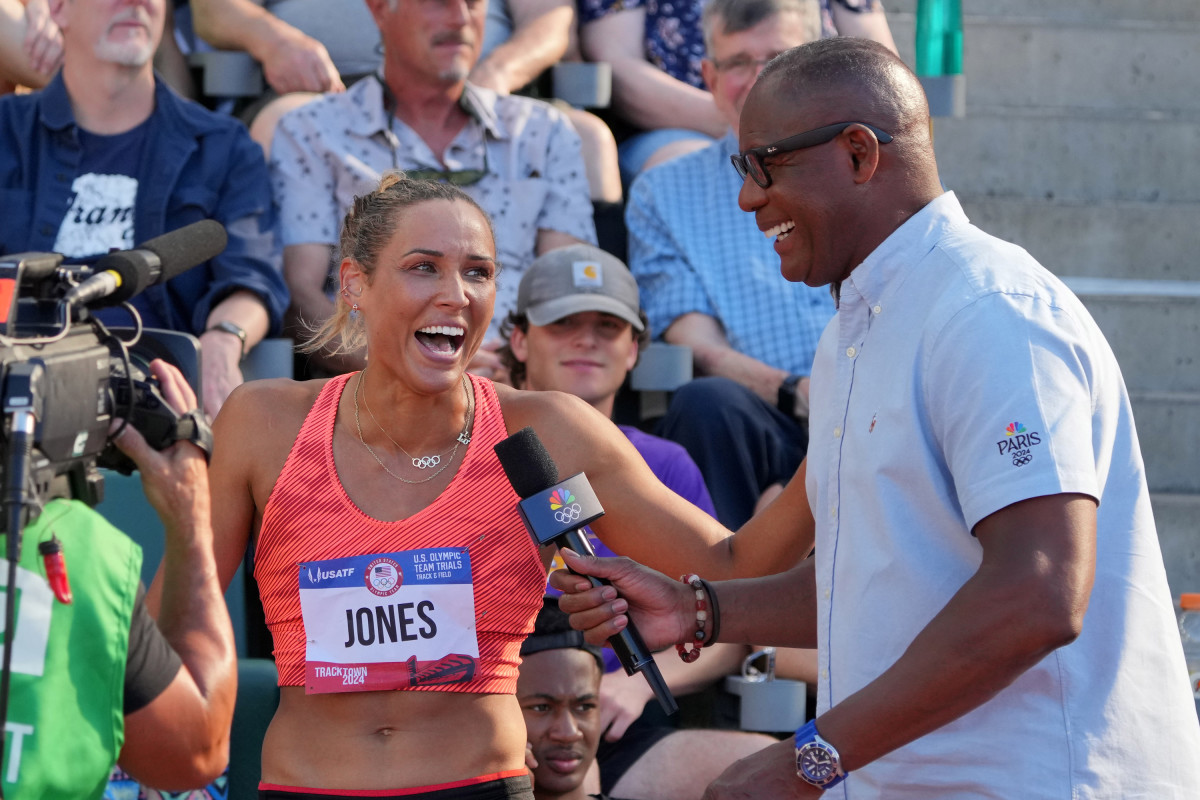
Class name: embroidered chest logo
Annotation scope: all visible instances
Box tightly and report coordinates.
[995,422,1042,467]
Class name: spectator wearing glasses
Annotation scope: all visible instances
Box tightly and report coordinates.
[579,0,896,184]
[626,0,834,528]
[270,0,596,377]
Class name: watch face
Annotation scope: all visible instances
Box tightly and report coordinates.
[797,741,839,784]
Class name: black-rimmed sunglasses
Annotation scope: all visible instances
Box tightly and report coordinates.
[730,122,893,188]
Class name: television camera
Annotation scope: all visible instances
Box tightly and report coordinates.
[0,219,227,531]
[0,220,229,782]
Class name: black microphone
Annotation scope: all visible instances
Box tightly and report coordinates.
[64,219,228,309]
[495,426,678,715]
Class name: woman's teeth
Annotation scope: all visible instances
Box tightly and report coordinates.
[415,325,465,354]
[418,325,465,337]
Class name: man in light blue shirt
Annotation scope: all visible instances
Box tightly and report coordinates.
[626,0,832,527]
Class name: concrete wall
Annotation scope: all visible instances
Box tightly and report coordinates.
[883,0,1200,598]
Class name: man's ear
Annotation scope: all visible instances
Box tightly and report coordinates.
[842,124,882,185]
[624,334,639,373]
[700,58,718,94]
[508,326,529,364]
[362,0,391,28]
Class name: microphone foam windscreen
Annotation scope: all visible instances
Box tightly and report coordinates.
[139,219,228,281]
[494,426,559,499]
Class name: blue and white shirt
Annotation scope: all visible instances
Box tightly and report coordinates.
[626,131,835,375]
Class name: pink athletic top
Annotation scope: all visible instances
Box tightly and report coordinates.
[255,372,545,693]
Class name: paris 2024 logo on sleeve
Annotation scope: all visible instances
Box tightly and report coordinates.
[996,422,1041,467]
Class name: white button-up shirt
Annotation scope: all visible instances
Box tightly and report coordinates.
[806,192,1200,798]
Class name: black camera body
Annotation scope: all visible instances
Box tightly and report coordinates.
[0,254,203,522]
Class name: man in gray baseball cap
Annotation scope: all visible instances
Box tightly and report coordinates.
[516,243,645,333]
[501,244,648,415]
[502,252,778,800]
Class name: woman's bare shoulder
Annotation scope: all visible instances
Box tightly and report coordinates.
[216,377,332,443]
[493,383,632,477]
[494,383,597,435]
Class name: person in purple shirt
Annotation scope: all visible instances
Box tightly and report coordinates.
[499,244,777,800]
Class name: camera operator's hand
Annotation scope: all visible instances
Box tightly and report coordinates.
[110,359,237,789]
[110,359,209,525]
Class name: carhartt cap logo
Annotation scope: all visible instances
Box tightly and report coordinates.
[573,261,603,287]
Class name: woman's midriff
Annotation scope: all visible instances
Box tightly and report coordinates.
[261,688,528,791]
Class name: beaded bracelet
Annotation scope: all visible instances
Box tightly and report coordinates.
[676,574,709,663]
[698,577,721,648]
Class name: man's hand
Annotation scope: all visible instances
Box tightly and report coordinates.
[598,669,654,741]
[550,549,694,650]
[467,60,512,95]
[21,0,62,78]
[702,739,819,800]
[198,331,244,419]
[114,360,236,789]
[109,359,208,523]
[260,28,344,94]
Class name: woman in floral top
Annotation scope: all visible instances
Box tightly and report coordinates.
[578,0,895,182]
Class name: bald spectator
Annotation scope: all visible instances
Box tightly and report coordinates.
[555,38,1200,798]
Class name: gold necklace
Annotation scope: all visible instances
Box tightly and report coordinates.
[360,364,472,468]
[353,368,474,485]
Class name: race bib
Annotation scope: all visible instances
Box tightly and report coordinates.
[299,548,479,693]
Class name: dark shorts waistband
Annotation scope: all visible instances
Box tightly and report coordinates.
[259,771,532,800]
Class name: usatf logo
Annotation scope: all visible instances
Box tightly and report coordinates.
[996,421,1041,467]
[550,489,583,524]
[365,558,403,597]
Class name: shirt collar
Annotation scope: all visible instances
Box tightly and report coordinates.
[358,74,506,140]
[38,71,216,137]
[38,72,79,132]
[460,83,506,140]
[845,191,969,308]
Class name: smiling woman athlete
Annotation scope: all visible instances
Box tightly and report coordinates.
[199,174,813,799]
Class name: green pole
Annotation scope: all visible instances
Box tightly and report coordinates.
[915,0,965,117]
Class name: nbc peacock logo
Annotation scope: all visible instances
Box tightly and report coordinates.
[1004,422,1026,437]
[996,421,1041,466]
[550,489,583,524]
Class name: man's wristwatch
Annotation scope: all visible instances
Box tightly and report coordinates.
[777,373,808,420]
[205,321,247,361]
[795,720,847,790]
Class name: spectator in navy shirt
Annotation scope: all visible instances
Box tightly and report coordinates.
[0,0,287,417]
